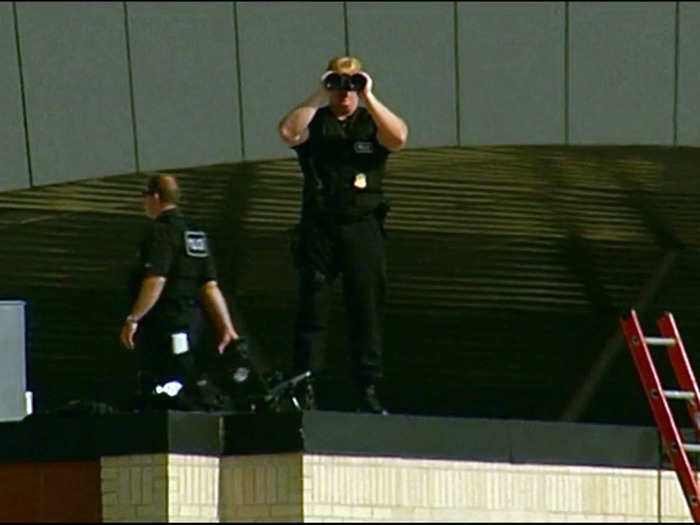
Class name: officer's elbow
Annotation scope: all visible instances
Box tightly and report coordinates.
[379,125,408,152]
[392,135,408,151]
[395,126,409,149]
[201,280,218,293]
[278,123,298,146]
[144,275,167,288]
[385,134,408,152]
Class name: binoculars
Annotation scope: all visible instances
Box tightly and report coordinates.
[322,72,367,92]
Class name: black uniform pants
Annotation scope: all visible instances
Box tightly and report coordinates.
[134,323,199,397]
[292,213,387,386]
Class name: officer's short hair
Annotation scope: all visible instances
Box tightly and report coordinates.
[146,174,180,205]
[326,56,363,75]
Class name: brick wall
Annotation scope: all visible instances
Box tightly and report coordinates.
[219,454,303,522]
[101,454,168,522]
[98,453,693,522]
[167,455,219,522]
[301,456,690,522]
[101,454,217,522]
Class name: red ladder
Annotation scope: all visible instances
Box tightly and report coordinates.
[620,309,700,522]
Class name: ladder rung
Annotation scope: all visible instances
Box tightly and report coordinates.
[644,337,677,346]
[663,390,695,400]
[684,443,700,454]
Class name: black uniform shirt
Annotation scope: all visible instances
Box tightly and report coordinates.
[133,209,217,331]
[293,106,390,219]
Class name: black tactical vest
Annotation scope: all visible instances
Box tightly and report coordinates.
[294,106,390,220]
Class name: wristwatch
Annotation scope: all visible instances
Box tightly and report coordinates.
[125,314,139,324]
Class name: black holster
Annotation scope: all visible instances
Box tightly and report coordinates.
[289,220,336,279]
[374,199,390,238]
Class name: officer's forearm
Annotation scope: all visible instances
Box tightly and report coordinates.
[278,88,327,144]
[128,276,166,322]
[201,282,235,333]
[363,92,408,151]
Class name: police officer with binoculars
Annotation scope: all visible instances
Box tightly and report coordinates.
[278,56,408,414]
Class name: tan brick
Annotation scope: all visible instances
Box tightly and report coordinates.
[102,492,118,506]
[413,507,432,520]
[371,506,393,520]
[101,467,118,480]
[129,466,142,504]
[243,466,256,504]
[141,466,153,505]
[101,508,117,520]
[234,504,270,518]
[270,504,303,518]
[264,465,278,504]
[305,503,332,518]
[129,455,149,465]
[232,466,245,505]
[136,504,164,520]
[352,505,372,519]
[101,479,119,493]
[178,504,204,517]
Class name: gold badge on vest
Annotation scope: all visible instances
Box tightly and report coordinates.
[353,173,367,189]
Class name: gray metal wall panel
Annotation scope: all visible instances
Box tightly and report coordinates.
[16,2,135,185]
[0,301,26,422]
[128,2,242,171]
[237,2,345,161]
[569,2,675,145]
[347,2,456,148]
[678,2,700,146]
[0,3,30,191]
[457,2,565,145]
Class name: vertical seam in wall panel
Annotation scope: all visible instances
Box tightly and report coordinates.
[453,2,461,146]
[673,1,679,146]
[123,2,140,173]
[343,2,350,55]
[564,2,570,145]
[233,2,245,161]
[12,2,33,187]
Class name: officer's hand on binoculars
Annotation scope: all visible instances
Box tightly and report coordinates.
[120,321,137,350]
[318,71,334,96]
[357,72,373,98]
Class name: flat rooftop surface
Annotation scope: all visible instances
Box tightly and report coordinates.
[0,410,671,471]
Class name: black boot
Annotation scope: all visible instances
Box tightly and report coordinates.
[357,384,388,415]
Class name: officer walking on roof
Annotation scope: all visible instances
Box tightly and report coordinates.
[120,174,240,408]
[278,56,408,414]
